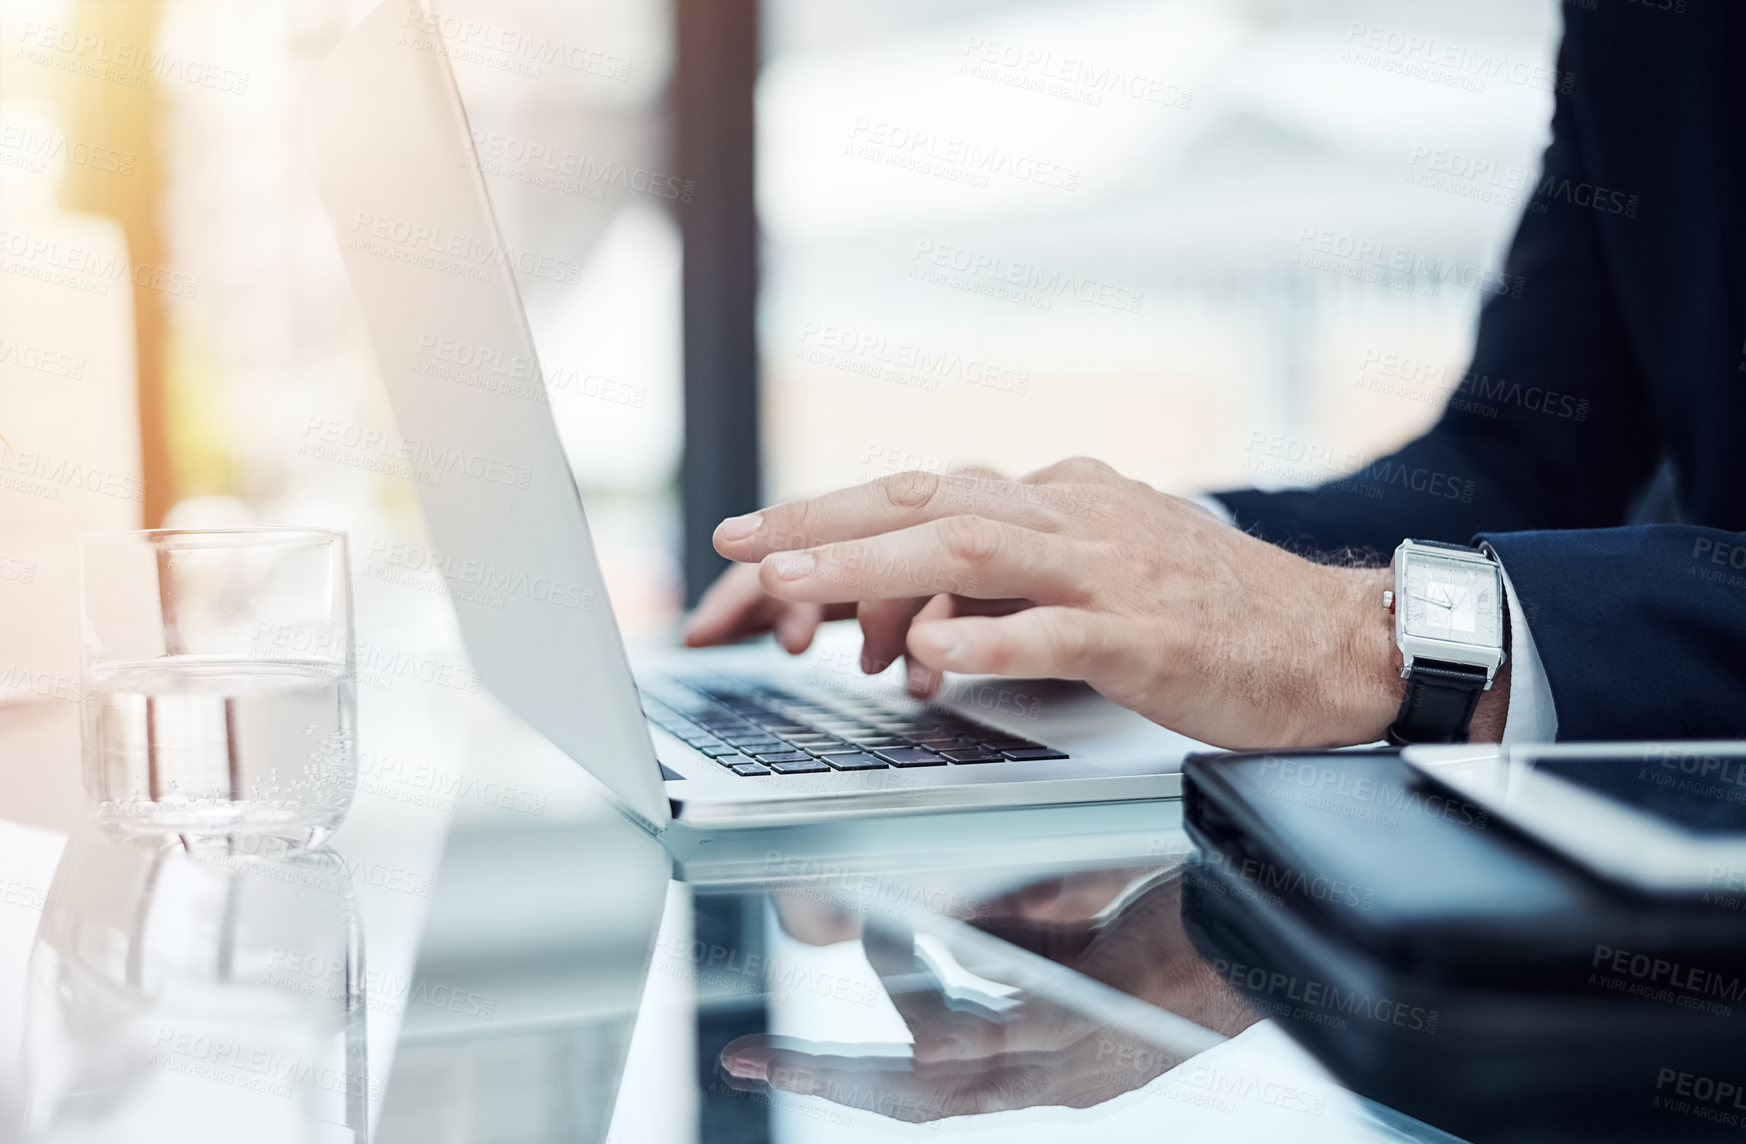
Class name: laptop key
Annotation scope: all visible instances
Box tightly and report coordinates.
[698,743,744,757]
[874,748,946,768]
[768,758,830,774]
[732,762,772,776]
[753,751,816,764]
[818,752,887,771]
[940,749,1006,764]
[985,738,1044,751]
[1001,747,1069,761]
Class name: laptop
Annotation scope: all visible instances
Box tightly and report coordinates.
[300,0,1202,832]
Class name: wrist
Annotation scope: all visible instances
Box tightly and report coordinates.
[1326,566,1404,745]
[1468,647,1512,742]
[1325,564,1513,746]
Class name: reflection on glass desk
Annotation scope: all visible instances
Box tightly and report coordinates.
[16,689,1737,1144]
[23,833,369,1141]
[374,794,1463,1144]
[0,689,1491,1144]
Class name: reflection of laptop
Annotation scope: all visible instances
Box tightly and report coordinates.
[301,0,1200,832]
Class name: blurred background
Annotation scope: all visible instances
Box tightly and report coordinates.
[0,0,1560,700]
[0,2,1569,1129]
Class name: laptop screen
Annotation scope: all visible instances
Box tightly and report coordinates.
[299,0,669,828]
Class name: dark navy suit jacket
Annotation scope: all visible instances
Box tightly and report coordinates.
[1214,0,1746,740]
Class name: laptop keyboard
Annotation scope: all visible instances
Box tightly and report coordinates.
[641,677,1068,776]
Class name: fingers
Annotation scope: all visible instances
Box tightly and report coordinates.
[901,593,957,698]
[684,561,855,652]
[982,868,1157,924]
[716,470,1069,562]
[857,597,930,674]
[720,1039,1051,1121]
[858,923,1085,1066]
[906,606,1130,682]
[775,602,825,654]
[755,518,1085,606]
[964,916,1099,964]
[719,1039,943,1119]
[857,595,945,699]
[683,562,774,647]
[862,924,954,1037]
[911,998,1095,1062]
[771,893,865,946]
[862,595,1029,698]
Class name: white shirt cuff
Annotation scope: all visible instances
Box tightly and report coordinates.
[1189,494,1235,527]
[1490,552,1558,744]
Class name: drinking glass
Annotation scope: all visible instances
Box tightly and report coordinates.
[80,528,357,852]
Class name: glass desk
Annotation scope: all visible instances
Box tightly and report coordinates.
[10,680,1464,1144]
[0,685,1536,1144]
[376,802,1464,1144]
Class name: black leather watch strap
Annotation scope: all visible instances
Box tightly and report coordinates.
[1387,659,1488,745]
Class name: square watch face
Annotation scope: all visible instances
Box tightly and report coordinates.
[1401,553,1502,647]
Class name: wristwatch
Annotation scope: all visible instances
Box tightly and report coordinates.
[1385,539,1507,744]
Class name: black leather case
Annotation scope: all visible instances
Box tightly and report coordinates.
[1181,749,1746,1143]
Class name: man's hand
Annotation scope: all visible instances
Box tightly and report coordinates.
[683,560,856,654]
[685,465,1016,698]
[709,457,1424,749]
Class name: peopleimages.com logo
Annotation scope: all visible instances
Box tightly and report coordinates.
[0,434,146,503]
[364,539,596,612]
[1653,1068,1746,1130]
[1209,957,1440,1034]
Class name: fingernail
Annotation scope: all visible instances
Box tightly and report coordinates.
[717,513,763,541]
[722,1052,768,1080]
[768,552,814,580]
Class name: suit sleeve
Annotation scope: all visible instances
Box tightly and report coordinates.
[1480,526,1746,741]
[1211,20,1662,559]
[1200,20,1746,740]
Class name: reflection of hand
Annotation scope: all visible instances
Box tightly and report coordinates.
[979,866,1152,924]
[725,875,1259,1121]
[770,890,867,947]
[720,925,1186,1120]
[930,874,1259,1057]
[770,866,1147,950]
